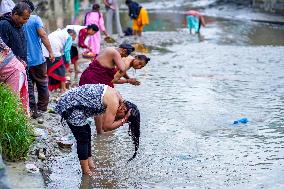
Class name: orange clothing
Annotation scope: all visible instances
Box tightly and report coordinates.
[132,7,149,32]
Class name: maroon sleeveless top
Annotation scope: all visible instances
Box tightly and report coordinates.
[79,59,116,87]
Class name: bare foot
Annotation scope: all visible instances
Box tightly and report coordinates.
[80,159,92,176]
[88,157,95,168]
[82,170,93,176]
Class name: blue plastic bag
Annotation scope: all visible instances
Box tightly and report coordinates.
[233,118,248,124]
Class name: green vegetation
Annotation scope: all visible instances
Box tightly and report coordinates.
[0,84,34,161]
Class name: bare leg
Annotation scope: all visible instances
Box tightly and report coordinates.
[60,81,66,93]
[80,159,92,176]
[66,66,71,76]
[133,30,138,36]
[74,61,82,73]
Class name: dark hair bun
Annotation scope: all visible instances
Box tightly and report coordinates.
[119,43,135,55]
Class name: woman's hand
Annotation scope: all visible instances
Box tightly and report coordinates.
[123,108,132,124]
[104,31,110,37]
[49,52,55,62]
[127,78,140,86]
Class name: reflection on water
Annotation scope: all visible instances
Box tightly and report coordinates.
[132,43,150,53]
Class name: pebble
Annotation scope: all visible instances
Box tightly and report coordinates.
[38,119,44,124]
[38,153,46,160]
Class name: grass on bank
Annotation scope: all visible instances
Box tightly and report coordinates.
[0,84,34,161]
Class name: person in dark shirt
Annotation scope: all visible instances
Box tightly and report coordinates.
[0,2,31,62]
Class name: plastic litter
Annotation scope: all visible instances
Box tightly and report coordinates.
[233,117,248,124]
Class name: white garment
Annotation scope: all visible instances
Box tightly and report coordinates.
[65,25,86,45]
[19,71,25,91]
[42,29,69,58]
[0,0,15,15]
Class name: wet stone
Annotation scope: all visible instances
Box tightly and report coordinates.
[38,153,46,160]
[38,119,44,124]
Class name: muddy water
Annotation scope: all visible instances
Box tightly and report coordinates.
[36,1,284,189]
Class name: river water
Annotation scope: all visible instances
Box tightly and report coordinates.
[34,0,284,188]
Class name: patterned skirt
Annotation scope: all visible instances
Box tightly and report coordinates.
[47,57,66,91]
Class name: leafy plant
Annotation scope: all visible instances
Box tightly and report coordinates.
[0,84,34,161]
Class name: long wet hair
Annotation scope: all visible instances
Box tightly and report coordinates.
[124,101,140,162]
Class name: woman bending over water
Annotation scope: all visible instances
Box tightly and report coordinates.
[55,84,140,175]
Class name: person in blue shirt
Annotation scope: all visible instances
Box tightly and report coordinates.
[22,0,54,118]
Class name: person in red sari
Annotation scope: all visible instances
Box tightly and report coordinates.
[79,43,134,87]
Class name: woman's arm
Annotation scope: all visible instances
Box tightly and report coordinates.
[78,29,89,49]
[102,100,124,132]
[112,49,126,73]
[200,15,206,27]
[112,70,125,83]
[112,56,134,83]
[99,13,108,36]
[101,89,127,131]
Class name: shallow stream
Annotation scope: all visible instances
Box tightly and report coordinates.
[47,11,284,189]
